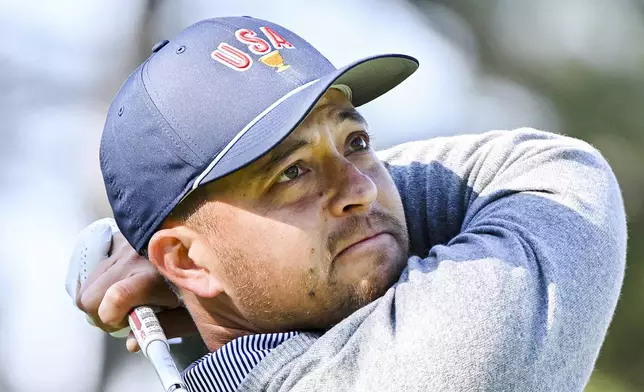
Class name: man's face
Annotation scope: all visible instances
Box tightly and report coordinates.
[187,89,408,331]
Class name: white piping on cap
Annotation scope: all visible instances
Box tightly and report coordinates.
[191,78,321,191]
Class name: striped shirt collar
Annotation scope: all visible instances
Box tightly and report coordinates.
[181,332,299,392]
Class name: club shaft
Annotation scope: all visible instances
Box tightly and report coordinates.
[128,306,188,391]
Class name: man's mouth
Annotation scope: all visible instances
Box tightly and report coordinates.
[334,231,392,260]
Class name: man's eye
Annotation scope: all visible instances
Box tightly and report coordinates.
[348,133,370,152]
[276,164,305,183]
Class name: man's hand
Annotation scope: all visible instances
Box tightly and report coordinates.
[76,230,180,329]
[67,219,196,351]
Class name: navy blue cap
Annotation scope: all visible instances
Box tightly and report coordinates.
[100,16,419,252]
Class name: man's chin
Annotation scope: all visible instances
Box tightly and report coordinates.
[349,249,407,306]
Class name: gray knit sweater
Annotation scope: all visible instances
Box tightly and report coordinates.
[228,128,625,391]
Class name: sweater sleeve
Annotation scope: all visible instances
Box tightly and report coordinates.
[370,128,626,391]
[238,128,627,392]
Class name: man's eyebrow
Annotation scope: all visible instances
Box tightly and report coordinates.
[250,109,368,179]
[333,108,368,127]
[252,138,312,178]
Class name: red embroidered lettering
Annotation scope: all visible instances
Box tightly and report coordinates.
[235,29,271,55]
[211,43,252,71]
[260,26,295,49]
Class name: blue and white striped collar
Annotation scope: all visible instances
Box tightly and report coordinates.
[181,331,299,392]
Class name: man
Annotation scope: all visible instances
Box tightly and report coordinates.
[72,16,626,391]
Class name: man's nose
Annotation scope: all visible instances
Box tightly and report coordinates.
[327,160,377,217]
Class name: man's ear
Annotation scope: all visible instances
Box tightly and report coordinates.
[147,226,223,299]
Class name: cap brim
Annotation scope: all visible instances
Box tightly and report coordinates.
[194,53,418,189]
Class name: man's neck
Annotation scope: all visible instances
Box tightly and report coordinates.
[184,294,256,352]
[195,323,252,352]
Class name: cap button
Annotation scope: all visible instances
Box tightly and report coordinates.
[151,40,170,54]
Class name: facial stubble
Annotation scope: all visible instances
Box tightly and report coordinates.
[217,209,407,331]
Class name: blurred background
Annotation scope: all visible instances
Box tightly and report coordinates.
[1,0,642,391]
